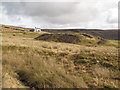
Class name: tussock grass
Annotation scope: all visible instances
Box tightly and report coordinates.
[2,45,88,88]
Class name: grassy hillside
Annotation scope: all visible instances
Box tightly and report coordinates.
[1,25,120,88]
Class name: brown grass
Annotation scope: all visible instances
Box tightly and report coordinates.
[1,26,120,88]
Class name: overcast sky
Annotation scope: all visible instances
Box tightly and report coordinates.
[0,0,119,29]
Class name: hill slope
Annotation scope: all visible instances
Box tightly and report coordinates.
[42,29,119,40]
[1,25,120,88]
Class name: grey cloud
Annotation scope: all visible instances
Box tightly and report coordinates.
[2,2,100,24]
[2,2,25,15]
[24,2,79,17]
[1,0,119,29]
[2,2,79,17]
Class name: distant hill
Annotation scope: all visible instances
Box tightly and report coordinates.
[1,24,119,40]
[42,29,119,40]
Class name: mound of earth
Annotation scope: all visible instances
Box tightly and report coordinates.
[35,33,82,44]
[35,33,105,45]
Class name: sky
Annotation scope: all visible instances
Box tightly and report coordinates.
[0,0,119,29]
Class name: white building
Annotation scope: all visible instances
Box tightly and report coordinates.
[34,27,41,32]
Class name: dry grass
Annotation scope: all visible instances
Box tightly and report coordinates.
[1,26,120,88]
